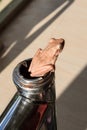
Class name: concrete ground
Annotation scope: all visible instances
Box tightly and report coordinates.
[0,0,87,129]
[0,0,12,12]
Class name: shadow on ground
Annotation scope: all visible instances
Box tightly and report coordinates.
[0,0,74,72]
[56,66,87,130]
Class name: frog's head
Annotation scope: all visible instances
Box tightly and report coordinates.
[49,38,65,52]
[48,38,65,59]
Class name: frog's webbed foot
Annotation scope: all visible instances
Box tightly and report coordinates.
[30,64,55,77]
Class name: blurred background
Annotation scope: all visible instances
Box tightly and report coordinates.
[0,0,87,129]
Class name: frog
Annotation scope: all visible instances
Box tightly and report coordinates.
[28,38,65,77]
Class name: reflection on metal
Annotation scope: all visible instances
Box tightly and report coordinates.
[0,59,57,130]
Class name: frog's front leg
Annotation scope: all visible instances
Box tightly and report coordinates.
[29,48,42,72]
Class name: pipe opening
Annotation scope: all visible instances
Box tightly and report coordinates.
[19,59,40,80]
[13,59,52,89]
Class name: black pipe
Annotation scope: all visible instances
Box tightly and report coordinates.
[0,59,57,130]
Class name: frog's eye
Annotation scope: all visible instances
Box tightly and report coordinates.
[58,39,65,52]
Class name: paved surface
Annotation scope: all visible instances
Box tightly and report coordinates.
[0,0,87,129]
[0,0,12,12]
[0,0,31,31]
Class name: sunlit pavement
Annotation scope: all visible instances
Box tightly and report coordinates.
[0,0,87,129]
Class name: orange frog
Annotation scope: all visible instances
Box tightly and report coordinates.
[28,38,65,77]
